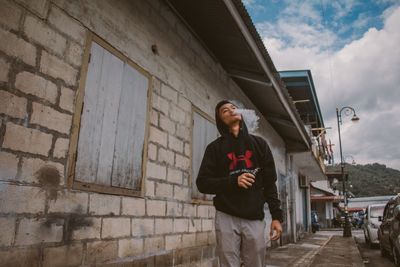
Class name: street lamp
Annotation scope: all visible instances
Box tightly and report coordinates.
[336,106,360,238]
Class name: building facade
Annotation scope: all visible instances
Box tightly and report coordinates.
[0,0,326,265]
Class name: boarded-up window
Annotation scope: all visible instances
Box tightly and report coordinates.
[68,34,150,196]
[191,108,218,201]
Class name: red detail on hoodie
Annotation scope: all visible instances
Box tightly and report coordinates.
[227,150,254,170]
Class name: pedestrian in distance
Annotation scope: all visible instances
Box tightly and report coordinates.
[196,100,283,267]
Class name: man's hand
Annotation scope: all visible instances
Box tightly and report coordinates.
[270,220,282,241]
[237,173,255,189]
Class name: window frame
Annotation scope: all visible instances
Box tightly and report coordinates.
[67,32,152,197]
[190,105,218,204]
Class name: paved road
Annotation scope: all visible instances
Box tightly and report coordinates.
[353,229,395,267]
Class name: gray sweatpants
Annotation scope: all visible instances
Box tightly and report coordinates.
[215,210,267,267]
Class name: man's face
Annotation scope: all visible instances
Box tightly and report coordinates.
[218,103,241,126]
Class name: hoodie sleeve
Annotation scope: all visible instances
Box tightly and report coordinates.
[258,138,283,223]
[196,143,238,194]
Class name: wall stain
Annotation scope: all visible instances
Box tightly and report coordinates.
[65,206,93,243]
[35,165,61,200]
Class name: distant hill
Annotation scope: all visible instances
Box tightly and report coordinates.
[327,163,400,197]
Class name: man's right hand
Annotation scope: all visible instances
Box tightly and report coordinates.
[237,173,255,189]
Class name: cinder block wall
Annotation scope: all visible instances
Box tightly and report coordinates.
[0,0,287,266]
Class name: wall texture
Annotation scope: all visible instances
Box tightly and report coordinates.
[0,0,290,266]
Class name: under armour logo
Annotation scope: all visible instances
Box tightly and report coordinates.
[227,150,254,170]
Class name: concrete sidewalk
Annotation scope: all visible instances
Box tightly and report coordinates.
[265,230,365,267]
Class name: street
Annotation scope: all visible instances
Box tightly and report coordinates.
[353,229,395,267]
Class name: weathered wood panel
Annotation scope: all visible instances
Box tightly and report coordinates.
[192,111,218,200]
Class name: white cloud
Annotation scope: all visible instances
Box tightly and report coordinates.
[259,6,400,169]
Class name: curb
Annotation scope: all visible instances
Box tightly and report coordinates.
[290,235,333,267]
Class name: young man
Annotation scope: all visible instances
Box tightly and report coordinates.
[196,100,283,267]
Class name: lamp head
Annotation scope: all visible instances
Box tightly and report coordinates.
[351,114,360,122]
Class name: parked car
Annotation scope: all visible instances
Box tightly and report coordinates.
[363,203,385,247]
[378,194,400,266]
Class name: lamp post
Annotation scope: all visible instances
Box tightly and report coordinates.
[336,106,359,238]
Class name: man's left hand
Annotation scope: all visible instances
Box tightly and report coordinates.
[270,220,282,241]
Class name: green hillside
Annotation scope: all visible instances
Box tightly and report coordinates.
[327,163,400,197]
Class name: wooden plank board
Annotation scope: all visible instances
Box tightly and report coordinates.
[75,42,105,183]
[96,48,124,185]
[111,62,148,189]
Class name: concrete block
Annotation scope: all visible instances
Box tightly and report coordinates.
[152,92,169,115]
[0,151,19,180]
[159,114,176,134]
[132,218,154,236]
[43,243,83,267]
[0,0,22,31]
[146,199,166,216]
[209,206,216,218]
[196,232,209,246]
[167,201,183,217]
[24,15,67,57]
[48,190,88,213]
[161,83,178,103]
[147,143,157,161]
[121,197,145,216]
[0,27,36,66]
[31,102,72,134]
[0,217,15,246]
[174,218,189,233]
[174,185,190,201]
[155,218,173,234]
[66,41,83,67]
[71,217,101,240]
[40,51,78,86]
[182,233,196,248]
[145,179,155,197]
[202,219,213,232]
[158,147,174,165]
[59,86,75,113]
[155,182,173,198]
[0,248,40,267]
[118,238,143,258]
[15,0,49,18]
[165,234,182,250]
[48,5,86,45]
[144,236,164,254]
[208,231,216,245]
[168,135,184,153]
[15,71,58,104]
[197,206,209,218]
[0,57,10,81]
[146,161,166,180]
[175,154,190,170]
[176,125,190,141]
[188,219,201,233]
[102,217,131,239]
[149,126,167,147]
[20,157,64,185]
[150,109,159,126]
[178,95,191,112]
[53,137,70,159]
[183,204,196,217]
[15,218,63,245]
[167,167,183,184]
[89,194,120,215]
[170,104,186,123]
[0,183,46,214]
[86,240,118,264]
[184,142,190,156]
[151,76,161,94]
[0,89,27,120]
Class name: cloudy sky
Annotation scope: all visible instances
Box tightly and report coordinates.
[243,0,400,170]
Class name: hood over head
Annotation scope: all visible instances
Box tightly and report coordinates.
[215,100,249,137]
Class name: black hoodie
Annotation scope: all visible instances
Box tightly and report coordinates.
[196,101,283,221]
